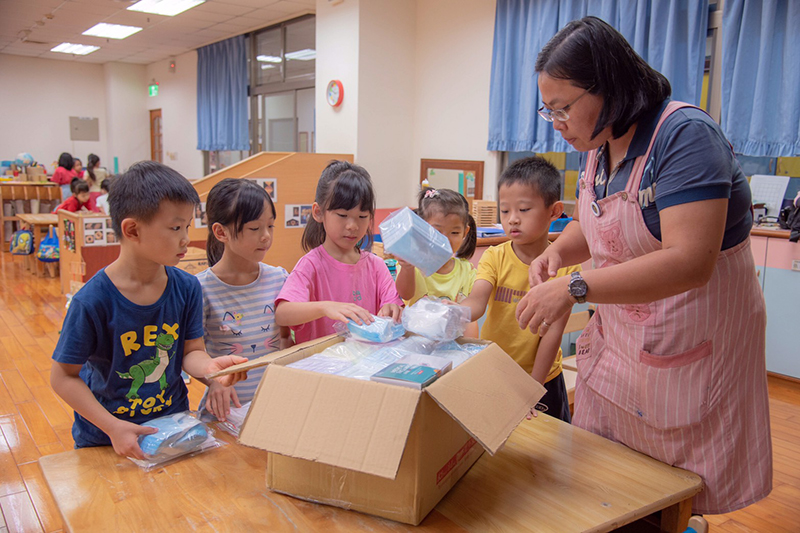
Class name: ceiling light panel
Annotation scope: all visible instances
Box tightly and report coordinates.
[127,0,206,17]
[83,23,143,39]
[51,43,100,55]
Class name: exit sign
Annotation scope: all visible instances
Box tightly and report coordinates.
[148,83,159,97]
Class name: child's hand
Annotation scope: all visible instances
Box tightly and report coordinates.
[206,380,241,422]
[323,302,374,325]
[378,303,402,323]
[107,419,158,460]
[204,355,249,387]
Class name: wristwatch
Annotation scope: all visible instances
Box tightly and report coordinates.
[568,272,588,304]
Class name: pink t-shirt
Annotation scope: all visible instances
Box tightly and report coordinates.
[276,246,403,344]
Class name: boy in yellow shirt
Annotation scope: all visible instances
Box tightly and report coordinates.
[461,156,579,422]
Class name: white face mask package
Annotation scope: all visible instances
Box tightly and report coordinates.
[130,411,222,471]
[401,298,471,342]
[199,401,252,437]
[287,338,377,375]
[379,207,453,277]
[427,340,487,369]
[333,315,406,344]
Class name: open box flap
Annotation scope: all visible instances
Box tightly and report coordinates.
[425,344,546,455]
[206,334,344,379]
[239,364,421,479]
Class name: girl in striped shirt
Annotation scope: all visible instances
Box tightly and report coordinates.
[196,178,292,422]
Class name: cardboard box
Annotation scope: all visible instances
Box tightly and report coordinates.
[211,334,545,525]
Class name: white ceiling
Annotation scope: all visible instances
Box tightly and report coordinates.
[0,0,315,65]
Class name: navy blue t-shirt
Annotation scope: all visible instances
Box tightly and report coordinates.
[578,100,752,250]
[53,267,204,448]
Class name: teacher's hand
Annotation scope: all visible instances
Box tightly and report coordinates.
[528,247,563,287]
[516,276,573,336]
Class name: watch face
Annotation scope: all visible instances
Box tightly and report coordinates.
[327,80,343,107]
[569,275,587,297]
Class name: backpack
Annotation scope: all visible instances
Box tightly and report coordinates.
[9,229,34,255]
[37,225,60,262]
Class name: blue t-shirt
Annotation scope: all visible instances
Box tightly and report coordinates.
[578,100,752,250]
[52,267,204,448]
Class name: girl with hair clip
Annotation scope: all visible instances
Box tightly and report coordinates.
[50,152,78,200]
[395,187,479,336]
[195,178,292,422]
[275,160,403,344]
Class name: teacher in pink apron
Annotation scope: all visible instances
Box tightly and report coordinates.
[516,17,771,515]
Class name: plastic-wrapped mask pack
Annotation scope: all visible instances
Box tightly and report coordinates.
[131,411,220,471]
[346,315,406,343]
[379,207,453,276]
[401,298,471,342]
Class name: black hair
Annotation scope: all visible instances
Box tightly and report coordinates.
[302,160,376,253]
[57,153,74,171]
[498,156,562,206]
[86,154,100,185]
[417,187,476,260]
[108,160,199,236]
[100,177,113,193]
[71,179,89,195]
[535,16,671,140]
[205,178,277,266]
[73,158,82,169]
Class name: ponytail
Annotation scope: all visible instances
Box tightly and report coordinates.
[456,213,477,260]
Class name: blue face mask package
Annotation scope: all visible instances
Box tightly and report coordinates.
[130,411,222,471]
[379,207,453,277]
[346,315,406,343]
[401,298,471,342]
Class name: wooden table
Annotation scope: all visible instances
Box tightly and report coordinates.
[39,415,702,532]
[15,213,59,277]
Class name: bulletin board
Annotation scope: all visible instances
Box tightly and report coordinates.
[420,159,483,209]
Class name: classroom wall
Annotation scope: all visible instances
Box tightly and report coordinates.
[315,0,360,157]
[145,50,204,180]
[103,62,149,173]
[412,0,501,201]
[0,54,108,169]
[357,0,417,209]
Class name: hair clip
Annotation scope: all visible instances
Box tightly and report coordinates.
[424,189,440,199]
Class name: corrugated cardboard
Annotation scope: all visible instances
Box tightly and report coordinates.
[217,334,546,525]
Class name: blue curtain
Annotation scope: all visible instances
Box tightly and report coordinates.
[197,35,249,151]
[488,0,709,153]
[721,1,800,156]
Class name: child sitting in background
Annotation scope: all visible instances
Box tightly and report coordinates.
[460,156,579,422]
[55,179,100,213]
[50,161,248,459]
[196,178,292,422]
[394,187,479,336]
[50,152,78,200]
[275,160,403,344]
[96,178,113,214]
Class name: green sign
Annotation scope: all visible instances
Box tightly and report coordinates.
[148,84,159,97]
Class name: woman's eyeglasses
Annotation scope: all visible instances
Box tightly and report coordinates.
[538,86,595,122]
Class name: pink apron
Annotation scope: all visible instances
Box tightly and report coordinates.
[573,101,772,514]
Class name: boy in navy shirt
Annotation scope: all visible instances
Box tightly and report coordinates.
[51,161,247,460]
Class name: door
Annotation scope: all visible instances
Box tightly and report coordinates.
[150,109,163,163]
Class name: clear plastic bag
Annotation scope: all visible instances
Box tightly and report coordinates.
[401,298,471,341]
[199,401,252,437]
[130,411,222,471]
[333,315,406,344]
[379,207,453,276]
[428,340,487,369]
[287,338,376,375]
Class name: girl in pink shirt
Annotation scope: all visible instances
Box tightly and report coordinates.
[275,161,403,344]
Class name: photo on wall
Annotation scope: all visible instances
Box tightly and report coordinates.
[285,204,312,228]
[249,178,277,202]
[194,202,207,228]
[83,218,111,246]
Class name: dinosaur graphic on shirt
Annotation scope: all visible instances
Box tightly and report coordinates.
[116,333,175,400]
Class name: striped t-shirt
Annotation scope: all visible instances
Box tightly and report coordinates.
[196,263,288,406]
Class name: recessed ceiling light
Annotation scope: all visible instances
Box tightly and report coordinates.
[127,0,205,17]
[285,49,316,61]
[83,23,142,39]
[51,43,100,55]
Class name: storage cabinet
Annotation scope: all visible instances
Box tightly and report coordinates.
[760,235,800,379]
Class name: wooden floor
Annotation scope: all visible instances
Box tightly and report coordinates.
[0,250,798,532]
